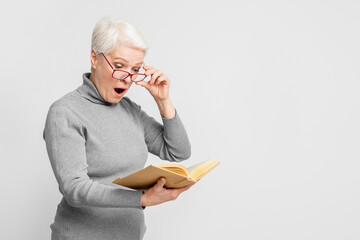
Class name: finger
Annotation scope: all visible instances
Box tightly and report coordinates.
[144,68,157,77]
[136,80,151,90]
[154,75,168,85]
[168,188,188,201]
[170,185,191,197]
[143,65,153,70]
[150,71,162,84]
[154,177,166,191]
[178,183,195,192]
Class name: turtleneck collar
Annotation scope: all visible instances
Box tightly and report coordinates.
[77,73,115,106]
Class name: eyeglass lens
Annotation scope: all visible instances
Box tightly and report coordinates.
[113,70,149,82]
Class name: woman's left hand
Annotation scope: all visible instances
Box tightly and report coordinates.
[136,65,170,101]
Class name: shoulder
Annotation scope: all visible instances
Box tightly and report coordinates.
[46,90,82,122]
[49,90,78,108]
[43,95,85,141]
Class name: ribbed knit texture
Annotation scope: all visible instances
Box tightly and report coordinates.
[43,73,191,240]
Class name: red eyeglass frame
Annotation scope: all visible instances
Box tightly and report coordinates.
[101,53,147,82]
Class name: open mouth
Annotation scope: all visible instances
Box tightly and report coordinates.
[114,88,126,95]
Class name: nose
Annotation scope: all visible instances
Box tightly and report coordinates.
[122,74,132,83]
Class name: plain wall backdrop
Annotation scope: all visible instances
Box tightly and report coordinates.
[1,0,359,239]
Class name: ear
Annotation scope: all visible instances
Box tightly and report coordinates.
[90,49,98,70]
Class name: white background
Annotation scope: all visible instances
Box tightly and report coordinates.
[1,0,359,239]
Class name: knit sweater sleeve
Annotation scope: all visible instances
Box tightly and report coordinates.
[136,105,191,162]
[43,106,143,209]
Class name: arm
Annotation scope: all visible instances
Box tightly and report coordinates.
[135,65,193,207]
[136,65,191,162]
[138,106,191,162]
[43,106,144,209]
[141,178,195,207]
[136,65,176,119]
[154,96,176,119]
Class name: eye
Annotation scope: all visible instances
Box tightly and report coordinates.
[133,68,140,73]
[114,64,123,69]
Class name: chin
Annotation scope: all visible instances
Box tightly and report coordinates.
[108,98,122,104]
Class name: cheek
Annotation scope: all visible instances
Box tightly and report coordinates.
[102,72,114,87]
[98,64,113,81]
[96,73,114,95]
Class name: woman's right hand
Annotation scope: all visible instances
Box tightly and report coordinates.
[141,178,195,207]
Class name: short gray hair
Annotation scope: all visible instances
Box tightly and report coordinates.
[91,17,148,54]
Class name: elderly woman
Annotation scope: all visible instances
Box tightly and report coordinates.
[43,17,193,240]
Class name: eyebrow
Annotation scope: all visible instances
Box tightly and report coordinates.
[113,57,143,65]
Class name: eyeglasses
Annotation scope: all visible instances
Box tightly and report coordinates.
[101,53,148,82]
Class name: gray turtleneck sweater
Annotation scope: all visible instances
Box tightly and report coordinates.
[43,73,191,240]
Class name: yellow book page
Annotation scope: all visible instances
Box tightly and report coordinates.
[157,164,190,177]
[158,158,220,182]
[188,158,220,181]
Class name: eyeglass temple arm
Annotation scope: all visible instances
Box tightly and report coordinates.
[101,53,115,70]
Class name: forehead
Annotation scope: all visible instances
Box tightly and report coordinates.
[107,46,145,65]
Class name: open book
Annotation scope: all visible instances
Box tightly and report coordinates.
[112,158,220,190]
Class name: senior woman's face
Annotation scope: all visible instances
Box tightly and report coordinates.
[90,46,145,103]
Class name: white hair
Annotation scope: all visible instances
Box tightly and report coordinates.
[91,17,148,54]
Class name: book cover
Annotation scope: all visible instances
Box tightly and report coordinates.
[112,158,220,190]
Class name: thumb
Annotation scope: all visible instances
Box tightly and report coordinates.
[155,177,166,191]
[136,80,150,89]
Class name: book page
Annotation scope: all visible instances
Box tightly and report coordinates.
[157,164,190,177]
[189,158,220,181]
[187,159,210,173]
